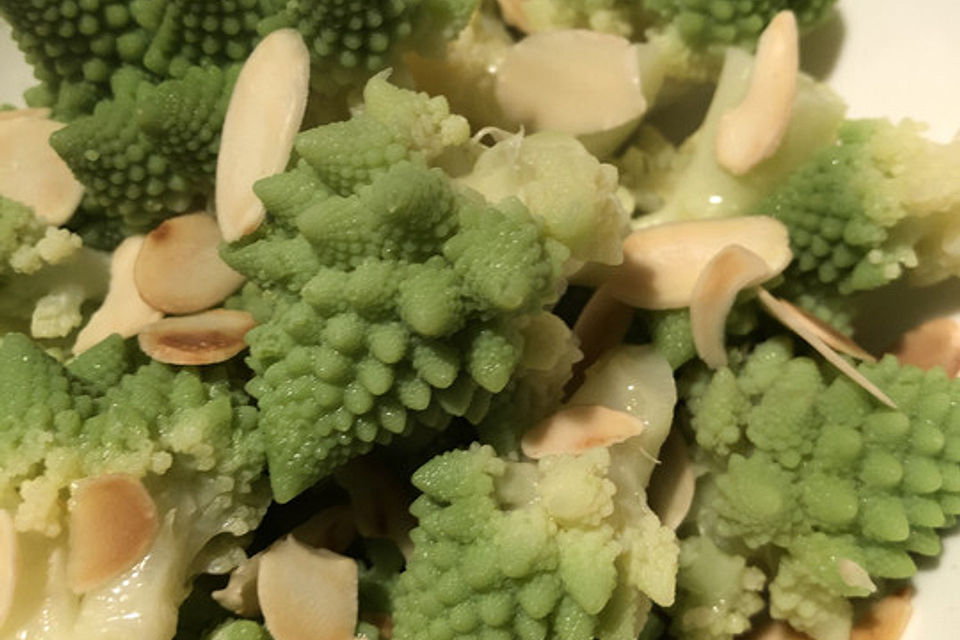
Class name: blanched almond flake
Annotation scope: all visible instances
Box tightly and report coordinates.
[606,216,792,309]
[779,298,876,362]
[836,558,876,593]
[850,588,913,640]
[0,107,51,121]
[716,11,799,175]
[646,430,695,530]
[0,510,16,628]
[213,505,358,618]
[496,0,532,31]
[495,30,646,155]
[67,474,158,594]
[258,536,359,640]
[134,212,245,314]
[522,405,645,459]
[73,236,164,354]
[216,28,310,242]
[691,245,774,368]
[0,114,84,225]
[138,309,256,365]
[212,553,263,617]
[756,288,897,408]
[889,316,960,375]
[572,284,634,377]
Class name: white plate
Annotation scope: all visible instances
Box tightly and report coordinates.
[2,2,960,638]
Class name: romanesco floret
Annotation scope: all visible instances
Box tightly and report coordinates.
[392,442,679,640]
[0,333,268,640]
[0,0,150,119]
[0,196,107,340]
[222,76,568,502]
[49,65,238,232]
[753,119,960,328]
[260,0,477,97]
[683,335,960,639]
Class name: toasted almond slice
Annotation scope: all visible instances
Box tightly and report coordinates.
[606,216,791,309]
[138,309,255,365]
[836,558,877,594]
[0,115,84,225]
[889,316,960,375]
[0,107,51,121]
[646,430,695,530]
[67,474,159,594]
[134,212,245,314]
[258,536,359,640]
[495,30,646,156]
[496,0,532,32]
[851,588,913,640]
[757,288,897,408]
[212,552,263,617]
[73,236,164,354]
[522,405,645,459]
[0,510,16,628]
[691,245,774,368]
[779,299,876,362]
[572,284,634,377]
[216,29,310,243]
[716,11,799,175]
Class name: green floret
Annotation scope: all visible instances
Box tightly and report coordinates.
[260,0,477,97]
[0,0,150,119]
[0,196,107,340]
[49,65,238,232]
[202,620,273,640]
[0,334,268,640]
[753,119,960,329]
[392,441,679,640]
[669,536,766,640]
[682,336,960,639]
[222,77,567,502]
[131,0,272,77]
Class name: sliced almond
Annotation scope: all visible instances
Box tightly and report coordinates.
[572,284,634,381]
[67,474,159,594]
[0,510,17,628]
[646,430,695,530]
[836,558,876,594]
[495,30,646,156]
[0,114,84,225]
[212,552,263,617]
[606,216,792,309]
[889,316,960,375]
[0,107,51,121]
[137,309,256,365]
[756,288,897,408]
[522,404,645,459]
[216,28,310,243]
[716,11,799,175]
[258,536,359,640]
[134,212,245,314]
[691,245,774,368]
[496,0,531,32]
[213,505,357,618]
[850,588,913,640]
[73,236,164,354]
[779,299,876,362]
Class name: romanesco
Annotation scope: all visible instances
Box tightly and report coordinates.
[49,65,238,232]
[222,76,569,502]
[0,334,268,640]
[752,119,960,330]
[682,336,960,639]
